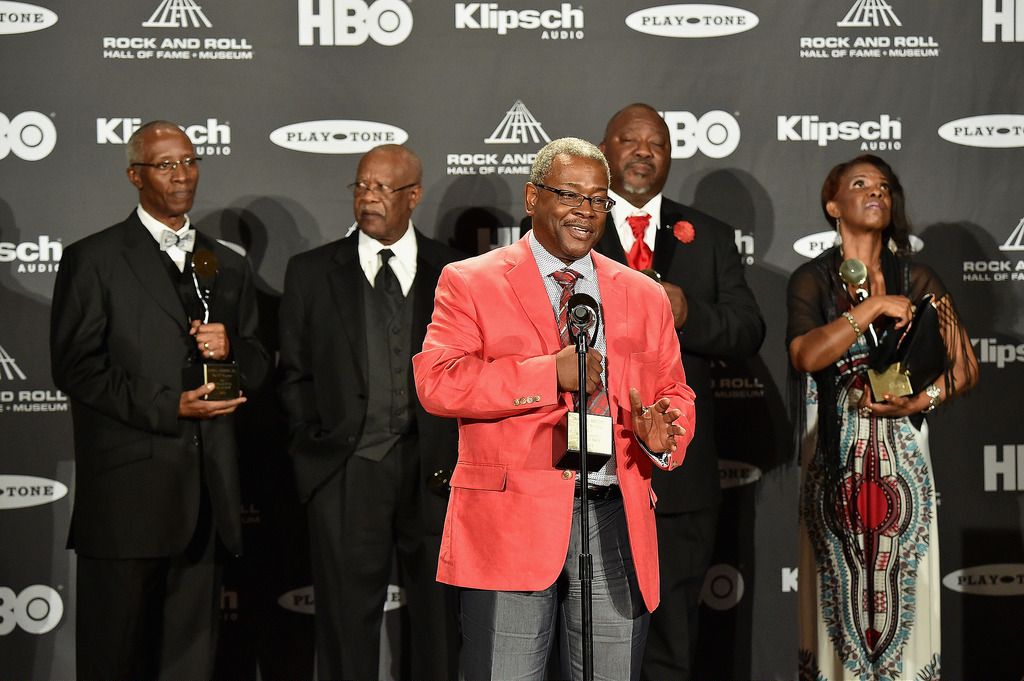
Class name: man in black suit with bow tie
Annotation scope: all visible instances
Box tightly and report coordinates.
[51,120,268,681]
[596,103,765,681]
[279,144,462,681]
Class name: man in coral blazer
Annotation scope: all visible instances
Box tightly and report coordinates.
[413,138,695,681]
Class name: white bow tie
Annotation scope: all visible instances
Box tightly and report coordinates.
[159,229,196,252]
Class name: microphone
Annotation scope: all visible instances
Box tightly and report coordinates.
[838,258,878,346]
[567,293,599,346]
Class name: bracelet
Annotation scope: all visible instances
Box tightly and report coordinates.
[841,311,863,338]
[923,384,942,413]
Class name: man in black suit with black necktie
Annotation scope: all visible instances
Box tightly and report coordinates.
[51,120,268,681]
[596,103,766,681]
[279,144,462,681]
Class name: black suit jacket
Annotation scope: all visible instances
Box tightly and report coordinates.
[596,197,764,512]
[278,229,462,533]
[51,211,269,558]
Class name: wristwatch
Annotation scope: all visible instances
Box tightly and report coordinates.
[923,384,942,413]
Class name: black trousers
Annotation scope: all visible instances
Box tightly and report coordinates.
[640,504,719,681]
[306,437,459,681]
[75,495,221,681]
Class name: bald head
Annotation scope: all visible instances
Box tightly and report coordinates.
[599,103,671,208]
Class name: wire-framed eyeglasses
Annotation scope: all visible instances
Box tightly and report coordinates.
[130,157,202,173]
[534,183,615,213]
[347,181,419,196]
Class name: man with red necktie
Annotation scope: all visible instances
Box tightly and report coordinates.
[597,103,765,681]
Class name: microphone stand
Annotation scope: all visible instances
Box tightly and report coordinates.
[574,326,594,681]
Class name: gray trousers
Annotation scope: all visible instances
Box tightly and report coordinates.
[459,496,650,681]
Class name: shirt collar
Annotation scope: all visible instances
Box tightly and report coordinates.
[528,231,596,280]
[136,205,191,243]
[357,220,417,266]
[608,190,662,230]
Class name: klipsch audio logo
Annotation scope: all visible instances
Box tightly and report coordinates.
[943,564,1024,594]
[0,235,61,274]
[299,0,412,46]
[270,120,408,154]
[96,117,232,157]
[777,114,902,150]
[102,0,254,60]
[962,218,1024,282]
[973,338,1024,368]
[983,0,1024,42]
[0,585,63,635]
[447,101,550,177]
[0,1,57,34]
[799,0,939,59]
[625,4,758,38]
[938,115,1024,148]
[455,2,583,40]
[0,475,68,509]
[0,112,56,161]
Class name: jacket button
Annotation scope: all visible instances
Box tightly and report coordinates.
[561,470,572,480]
[513,398,521,406]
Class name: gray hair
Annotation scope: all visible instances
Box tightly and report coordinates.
[125,120,186,166]
[529,137,609,185]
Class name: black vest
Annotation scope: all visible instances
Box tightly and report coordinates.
[353,272,416,461]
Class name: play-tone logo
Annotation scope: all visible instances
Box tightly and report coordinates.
[270,120,408,154]
[0,112,56,161]
[0,1,56,34]
[277,584,404,613]
[0,585,63,635]
[625,4,757,38]
[793,230,923,257]
[942,564,1024,595]
[718,459,762,489]
[0,475,68,509]
[982,0,1024,42]
[299,0,412,46]
[937,114,1024,148]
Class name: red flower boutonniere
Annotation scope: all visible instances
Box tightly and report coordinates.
[672,220,695,244]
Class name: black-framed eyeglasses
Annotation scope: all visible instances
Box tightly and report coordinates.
[534,183,615,213]
[130,157,202,173]
[347,181,419,196]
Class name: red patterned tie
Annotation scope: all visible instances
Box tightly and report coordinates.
[549,269,609,416]
[625,213,653,271]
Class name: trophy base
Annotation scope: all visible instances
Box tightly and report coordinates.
[184,361,240,400]
[867,362,913,399]
[554,450,612,473]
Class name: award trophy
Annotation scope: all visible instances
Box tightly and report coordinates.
[183,248,240,400]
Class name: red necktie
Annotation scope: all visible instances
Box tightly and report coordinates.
[625,213,653,271]
[549,269,609,416]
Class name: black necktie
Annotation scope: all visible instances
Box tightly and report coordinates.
[375,249,403,317]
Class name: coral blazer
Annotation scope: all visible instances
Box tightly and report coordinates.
[413,235,695,612]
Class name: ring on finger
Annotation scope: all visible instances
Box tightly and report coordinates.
[859,406,871,418]
[639,406,650,417]
[203,342,210,350]
[207,350,214,358]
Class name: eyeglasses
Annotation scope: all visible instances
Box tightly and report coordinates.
[534,183,615,213]
[347,181,419,196]
[131,157,202,173]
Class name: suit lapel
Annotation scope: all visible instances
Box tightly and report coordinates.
[327,235,368,384]
[596,215,628,266]
[505,238,561,355]
[653,203,683,276]
[594,253,629,410]
[412,230,441,352]
[121,214,188,330]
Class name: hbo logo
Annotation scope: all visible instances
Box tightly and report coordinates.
[299,0,413,46]
[0,585,64,635]
[662,110,740,159]
[0,112,58,161]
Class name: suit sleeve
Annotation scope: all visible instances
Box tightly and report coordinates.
[677,226,764,358]
[50,244,180,435]
[413,264,559,420]
[278,257,323,439]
